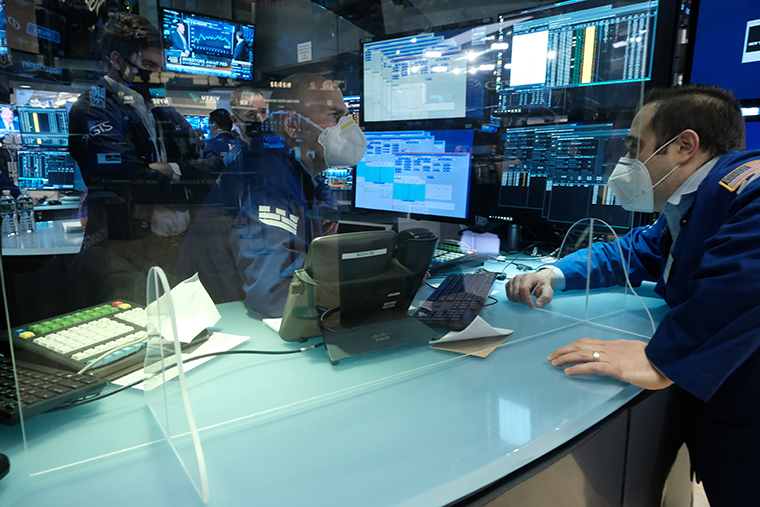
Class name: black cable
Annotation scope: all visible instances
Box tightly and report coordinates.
[52,343,325,411]
[483,295,499,307]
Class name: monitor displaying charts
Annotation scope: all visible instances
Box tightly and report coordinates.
[161,9,255,81]
[355,129,474,220]
[17,150,78,190]
[17,107,68,147]
[185,115,211,138]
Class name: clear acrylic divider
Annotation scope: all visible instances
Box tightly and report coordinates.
[144,266,209,502]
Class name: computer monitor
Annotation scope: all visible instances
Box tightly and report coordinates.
[689,0,760,101]
[362,20,501,124]
[494,0,673,116]
[17,107,68,147]
[185,115,211,138]
[494,123,640,229]
[343,95,361,124]
[0,1,7,57]
[747,121,760,150]
[161,9,255,81]
[354,129,475,221]
[17,150,80,191]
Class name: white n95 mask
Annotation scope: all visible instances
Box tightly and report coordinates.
[315,116,366,167]
[608,134,681,213]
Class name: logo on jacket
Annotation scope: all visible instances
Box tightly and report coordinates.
[91,86,106,109]
[89,121,113,136]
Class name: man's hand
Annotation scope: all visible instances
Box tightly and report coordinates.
[506,268,556,308]
[547,337,673,390]
[149,163,175,179]
[321,220,339,236]
[230,113,251,143]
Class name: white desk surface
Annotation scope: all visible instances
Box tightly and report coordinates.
[0,265,670,507]
[1,220,84,256]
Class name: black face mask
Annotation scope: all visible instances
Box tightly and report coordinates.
[244,121,262,136]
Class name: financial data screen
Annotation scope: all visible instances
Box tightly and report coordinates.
[362,23,500,122]
[498,123,635,227]
[355,130,474,219]
[18,150,76,190]
[161,9,255,81]
[17,107,68,147]
[185,115,210,138]
[494,0,659,113]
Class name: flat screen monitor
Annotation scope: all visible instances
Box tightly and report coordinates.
[689,0,760,101]
[161,9,255,81]
[495,123,640,229]
[17,107,68,147]
[17,150,79,190]
[0,105,17,135]
[354,129,474,220]
[747,121,760,150]
[494,0,668,116]
[185,115,210,138]
[362,21,501,124]
[343,95,361,124]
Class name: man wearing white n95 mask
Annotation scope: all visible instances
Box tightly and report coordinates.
[506,84,759,507]
[180,73,366,317]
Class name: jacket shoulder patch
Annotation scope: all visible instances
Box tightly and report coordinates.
[719,160,760,192]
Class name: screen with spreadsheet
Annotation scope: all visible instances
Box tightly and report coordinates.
[355,130,474,220]
[497,123,638,228]
[17,107,68,147]
[494,0,663,115]
[17,150,77,190]
[362,22,501,123]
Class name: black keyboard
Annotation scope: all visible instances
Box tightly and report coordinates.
[0,357,106,426]
[413,270,497,331]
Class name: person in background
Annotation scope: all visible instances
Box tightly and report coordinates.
[506,84,758,507]
[176,74,365,316]
[232,31,246,61]
[204,108,237,160]
[0,106,16,132]
[171,22,190,56]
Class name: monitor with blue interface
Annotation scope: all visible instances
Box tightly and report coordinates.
[495,123,638,228]
[185,115,210,138]
[362,21,501,123]
[494,0,663,115]
[689,0,760,101]
[0,0,7,56]
[17,150,80,191]
[354,129,474,220]
[17,107,68,147]
[161,9,255,81]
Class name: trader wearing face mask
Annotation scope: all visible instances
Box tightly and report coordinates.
[506,84,760,507]
[175,73,365,317]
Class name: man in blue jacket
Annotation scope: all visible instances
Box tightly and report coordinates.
[177,73,366,316]
[204,108,237,160]
[506,84,758,506]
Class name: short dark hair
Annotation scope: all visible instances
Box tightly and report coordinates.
[643,84,745,157]
[229,87,263,115]
[100,12,161,60]
[209,109,232,132]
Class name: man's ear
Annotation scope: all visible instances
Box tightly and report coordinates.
[110,51,127,75]
[282,110,300,141]
[675,129,700,163]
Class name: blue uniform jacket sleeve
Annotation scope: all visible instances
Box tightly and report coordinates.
[646,184,760,402]
[554,217,666,290]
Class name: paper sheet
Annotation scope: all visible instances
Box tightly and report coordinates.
[148,273,221,343]
[430,316,513,358]
[112,332,249,390]
[263,318,282,333]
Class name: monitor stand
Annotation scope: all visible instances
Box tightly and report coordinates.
[322,313,438,365]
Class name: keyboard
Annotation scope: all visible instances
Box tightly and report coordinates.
[413,270,497,331]
[429,243,489,274]
[0,357,106,426]
[4,301,209,381]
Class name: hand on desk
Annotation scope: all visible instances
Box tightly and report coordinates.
[547,338,673,390]
[506,268,556,308]
[149,163,175,179]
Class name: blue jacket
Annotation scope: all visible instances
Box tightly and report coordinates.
[203,131,237,160]
[177,136,339,317]
[555,150,760,501]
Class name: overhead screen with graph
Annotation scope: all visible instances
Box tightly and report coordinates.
[161,9,255,81]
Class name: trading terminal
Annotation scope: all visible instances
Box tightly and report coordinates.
[0,0,758,505]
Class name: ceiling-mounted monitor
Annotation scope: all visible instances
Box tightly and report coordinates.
[160,9,255,81]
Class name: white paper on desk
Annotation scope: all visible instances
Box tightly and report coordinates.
[263,318,282,333]
[147,273,221,343]
[432,315,513,344]
[112,332,249,390]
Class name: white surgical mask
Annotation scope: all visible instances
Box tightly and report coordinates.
[608,134,681,212]
[313,116,366,167]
